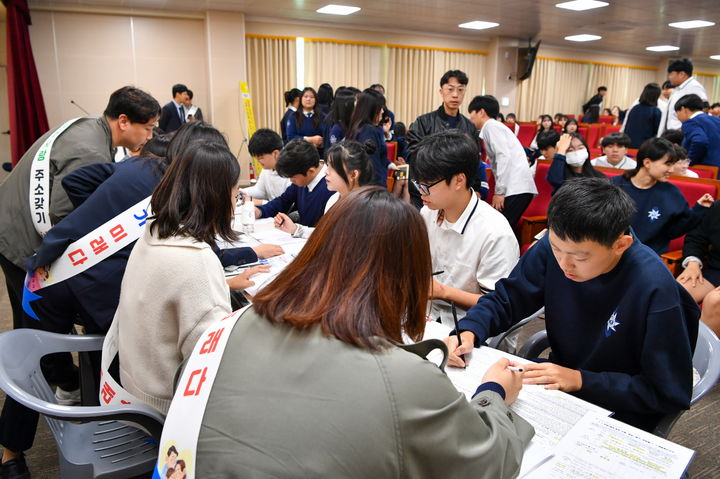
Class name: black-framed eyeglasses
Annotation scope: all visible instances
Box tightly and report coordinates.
[411,178,444,195]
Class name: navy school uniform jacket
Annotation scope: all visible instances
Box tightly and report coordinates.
[681,113,720,173]
[285,113,324,142]
[353,124,389,187]
[28,158,256,331]
[280,108,295,143]
[257,174,334,227]
[458,233,699,432]
[610,175,709,254]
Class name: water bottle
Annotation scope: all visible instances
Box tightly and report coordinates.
[241,197,255,233]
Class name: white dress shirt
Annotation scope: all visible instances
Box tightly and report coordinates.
[480,119,537,196]
[421,191,519,327]
[243,169,291,202]
[591,155,637,170]
[658,76,707,135]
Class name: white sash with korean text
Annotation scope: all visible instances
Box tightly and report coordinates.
[151,306,250,479]
[29,117,82,236]
[99,316,144,407]
[28,197,151,291]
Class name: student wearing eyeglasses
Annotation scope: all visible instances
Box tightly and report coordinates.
[410,130,518,327]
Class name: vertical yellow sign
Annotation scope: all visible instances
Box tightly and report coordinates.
[240,82,262,177]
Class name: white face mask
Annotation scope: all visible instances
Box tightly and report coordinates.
[565,148,588,167]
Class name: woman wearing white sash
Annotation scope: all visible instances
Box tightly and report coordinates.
[166,187,533,478]
[111,141,268,413]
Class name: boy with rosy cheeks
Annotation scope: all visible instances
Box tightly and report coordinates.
[445,178,699,432]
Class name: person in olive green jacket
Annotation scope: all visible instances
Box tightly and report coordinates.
[173,187,533,478]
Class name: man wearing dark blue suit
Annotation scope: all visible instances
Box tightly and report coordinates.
[676,93,720,176]
[159,84,190,133]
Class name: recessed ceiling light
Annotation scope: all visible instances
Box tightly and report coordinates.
[646,45,680,52]
[710,55,720,61]
[669,20,715,29]
[316,4,361,15]
[458,20,500,30]
[565,34,602,42]
[556,0,609,11]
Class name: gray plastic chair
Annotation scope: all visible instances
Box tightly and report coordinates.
[516,321,720,438]
[0,329,165,479]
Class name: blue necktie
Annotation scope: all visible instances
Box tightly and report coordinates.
[178,105,186,123]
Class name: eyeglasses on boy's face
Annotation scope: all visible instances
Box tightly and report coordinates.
[411,178,444,195]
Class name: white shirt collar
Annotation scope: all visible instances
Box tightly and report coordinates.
[289,106,297,112]
[172,100,184,109]
[691,111,704,119]
[307,164,327,192]
[677,76,695,90]
[437,190,479,235]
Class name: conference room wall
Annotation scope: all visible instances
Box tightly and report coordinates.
[25,8,252,180]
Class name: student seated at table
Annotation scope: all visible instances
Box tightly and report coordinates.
[542,131,604,194]
[242,128,291,204]
[410,130,518,327]
[591,132,637,170]
[677,200,720,336]
[255,139,334,227]
[111,141,269,413]
[445,178,699,432]
[610,137,713,254]
[274,139,375,238]
[170,187,533,477]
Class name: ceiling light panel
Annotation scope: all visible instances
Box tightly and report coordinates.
[458,21,500,30]
[565,34,602,42]
[646,45,680,52]
[556,0,609,11]
[668,20,715,29]
[316,4,361,15]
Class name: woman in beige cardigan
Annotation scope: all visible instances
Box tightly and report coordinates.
[113,140,267,413]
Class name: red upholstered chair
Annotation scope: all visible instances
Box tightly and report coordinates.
[585,125,602,150]
[386,141,397,162]
[553,125,562,133]
[517,124,536,148]
[577,127,588,140]
[601,124,621,137]
[518,160,554,247]
[598,115,614,124]
[690,165,719,179]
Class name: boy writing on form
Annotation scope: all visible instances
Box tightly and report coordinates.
[444,178,699,432]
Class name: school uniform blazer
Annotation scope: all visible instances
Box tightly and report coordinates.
[195,307,534,478]
[158,101,185,133]
[681,113,720,171]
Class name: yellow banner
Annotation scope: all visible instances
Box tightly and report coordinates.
[240,82,262,178]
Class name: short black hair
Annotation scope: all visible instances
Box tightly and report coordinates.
[674,93,705,112]
[661,129,684,145]
[104,86,161,124]
[172,84,189,97]
[536,130,560,151]
[674,145,688,161]
[601,132,631,148]
[506,113,517,120]
[711,103,720,109]
[547,178,633,248]
[394,121,407,137]
[276,139,321,177]
[248,128,283,157]
[409,130,478,189]
[440,70,468,87]
[467,95,499,118]
[284,88,302,106]
[662,80,673,90]
[668,58,693,76]
[598,86,607,92]
[369,83,385,93]
[186,89,194,100]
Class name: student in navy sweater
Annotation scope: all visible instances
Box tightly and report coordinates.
[255,139,334,227]
[610,137,713,254]
[445,178,699,431]
[540,131,604,195]
[623,82,662,149]
[676,93,720,174]
[280,88,301,143]
[346,89,392,187]
[286,87,324,155]
[322,87,355,151]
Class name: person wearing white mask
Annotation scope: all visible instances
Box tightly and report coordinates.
[546,132,606,195]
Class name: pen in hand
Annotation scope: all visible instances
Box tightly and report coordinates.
[506,366,524,372]
[451,302,466,368]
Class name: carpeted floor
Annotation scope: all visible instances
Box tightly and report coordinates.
[0,170,718,478]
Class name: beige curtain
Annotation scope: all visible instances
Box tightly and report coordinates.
[516,58,589,121]
[304,40,381,92]
[696,74,719,103]
[587,64,658,112]
[386,47,487,126]
[245,36,297,131]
